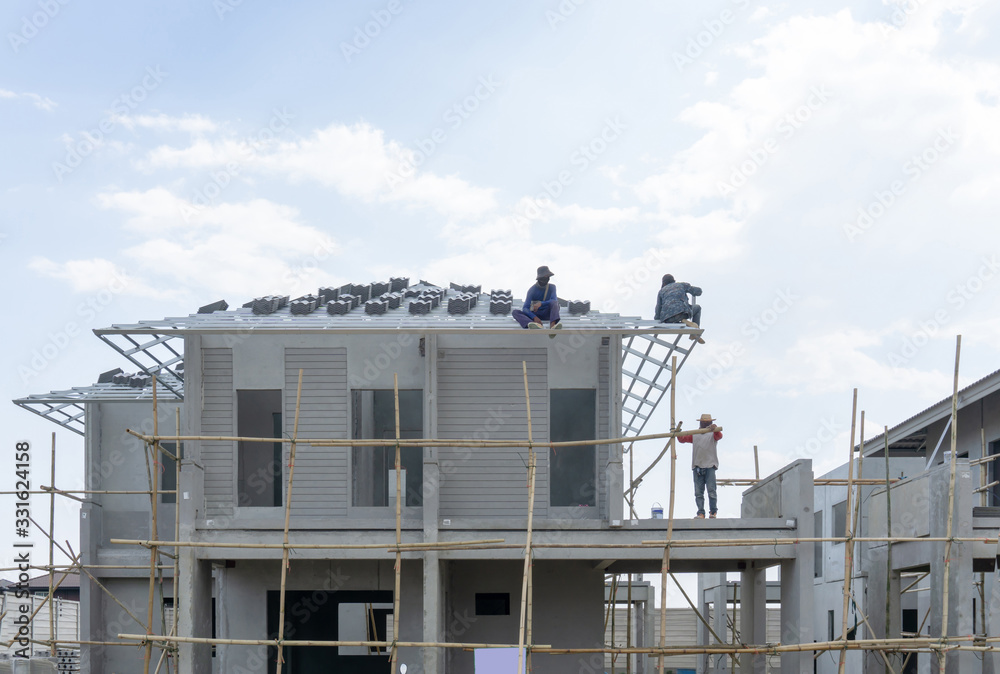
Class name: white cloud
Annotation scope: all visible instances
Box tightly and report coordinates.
[117,113,218,134]
[28,256,163,298]
[0,88,56,111]
[139,121,497,221]
[35,188,343,300]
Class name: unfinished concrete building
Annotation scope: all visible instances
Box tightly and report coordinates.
[15,278,825,673]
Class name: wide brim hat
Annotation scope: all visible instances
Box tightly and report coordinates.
[699,413,716,422]
[536,265,555,279]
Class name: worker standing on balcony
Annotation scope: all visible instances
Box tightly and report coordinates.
[678,414,723,519]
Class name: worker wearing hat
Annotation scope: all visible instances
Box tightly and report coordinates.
[512,265,563,331]
[678,414,723,519]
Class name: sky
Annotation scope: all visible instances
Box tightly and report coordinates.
[2,0,999,610]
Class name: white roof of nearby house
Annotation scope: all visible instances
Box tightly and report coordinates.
[861,367,1000,455]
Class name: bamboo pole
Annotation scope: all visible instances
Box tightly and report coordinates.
[144,377,161,674]
[168,409,182,673]
[939,335,961,674]
[391,374,403,673]
[48,432,56,656]
[837,388,858,674]
[275,369,304,674]
[885,427,894,670]
[626,573,633,674]
[129,427,722,449]
[753,445,759,481]
[658,356,678,674]
[517,361,537,674]
[668,572,726,646]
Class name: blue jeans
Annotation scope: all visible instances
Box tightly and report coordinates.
[512,302,561,328]
[693,466,717,515]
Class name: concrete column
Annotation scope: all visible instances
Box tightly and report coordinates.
[177,549,212,673]
[862,543,902,673]
[608,335,624,523]
[778,460,815,674]
[984,572,1000,674]
[739,565,767,673]
[696,575,709,674]
[81,404,103,674]
[929,461,974,674]
[711,574,729,673]
[422,333,441,674]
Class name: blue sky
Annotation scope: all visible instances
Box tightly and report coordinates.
[2,0,999,603]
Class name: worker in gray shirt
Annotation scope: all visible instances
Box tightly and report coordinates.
[678,414,723,519]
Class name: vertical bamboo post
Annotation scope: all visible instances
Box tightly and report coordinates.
[658,356,677,674]
[981,428,988,507]
[884,428,893,661]
[853,413,865,536]
[391,375,403,673]
[517,361,537,674]
[837,388,858,674]
[753,445,759,481]
[48,432,56,656]
[275,369,304,674]
[628,441,637,519]
[171,410,182,669]
[939,335,961,674]
[626,573,633,674]
[144,376,161,674]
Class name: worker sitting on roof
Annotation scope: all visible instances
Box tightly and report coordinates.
[512,265,563,331]
[654,274,704,343]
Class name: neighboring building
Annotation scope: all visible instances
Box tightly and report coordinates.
[811,367,1000,673]
[15,278,819,674]
[0,573,80,660]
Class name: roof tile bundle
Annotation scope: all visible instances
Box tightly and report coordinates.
[370,281,390,296]
[327,299,353,315]
[112,372,151,388]
[451,282,481,294]
[409,299,432,314]
[569,300,591,315]
[365,299,388,315]
[403,288,423,298]
[252,295,285,315]
[447,295,471,315]
[558,298,569,307]
[197,300,228,314]
[318,287,338,304]
[390,277,409,292]
[342,293,361,309]
[350,283,371,303]
[490,298,513,315]
[419,292,440,309]
[290,297,318,315]
[385,292,402,309]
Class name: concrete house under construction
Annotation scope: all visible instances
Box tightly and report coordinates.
[15,277,826,674]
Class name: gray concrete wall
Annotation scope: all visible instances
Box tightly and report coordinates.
[215,559,423,673]
[444,559,605,674]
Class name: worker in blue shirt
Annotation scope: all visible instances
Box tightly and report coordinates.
[512,266,563,330]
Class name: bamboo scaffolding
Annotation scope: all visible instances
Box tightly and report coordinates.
[939,335,962,674]
[516,361,537,674]
[275,369,304,674]
[143,377,162,674]
[14,349,995,670]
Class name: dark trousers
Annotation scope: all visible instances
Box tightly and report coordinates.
[512,302,561,328]
[693,466,717,515]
